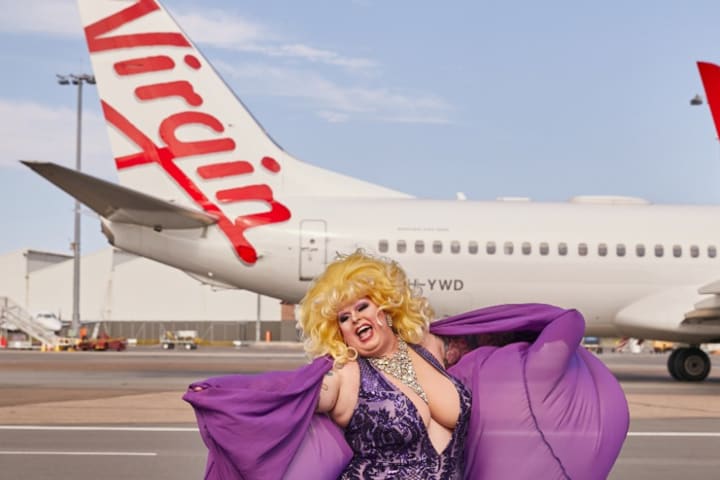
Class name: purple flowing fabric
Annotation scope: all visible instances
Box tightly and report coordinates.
[434,304,629,479]
[183,356,349,479]
[183,304,629,479]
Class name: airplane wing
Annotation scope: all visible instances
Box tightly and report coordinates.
[22,161,217,230]
[686,280,720,325]
[615,285,720,342]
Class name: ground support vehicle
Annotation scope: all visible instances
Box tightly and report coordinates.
[161,330,199,350]
[76,333,127,351]
[582,336,604,354]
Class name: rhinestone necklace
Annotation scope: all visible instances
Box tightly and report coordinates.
[368,337,428,404]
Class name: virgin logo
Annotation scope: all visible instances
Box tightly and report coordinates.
[84,0,291,265]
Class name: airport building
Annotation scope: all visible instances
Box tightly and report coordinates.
[0,248,298,345]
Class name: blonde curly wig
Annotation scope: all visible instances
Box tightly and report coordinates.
[297,250,434,365]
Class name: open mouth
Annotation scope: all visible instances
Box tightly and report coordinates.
[356,325,373,341]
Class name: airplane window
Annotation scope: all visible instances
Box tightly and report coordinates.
[558,242,568,256]
[486,241,496,255]
[433,240,443,254]
[690,245,699,258]
[709,246,717,258]
[451,241,461,254]
[578,243,588,256]
[616,244,626,257]
[415,240,425,254]
[469,241,479,254]
[655,244,664,257]
[598,243,608,257]
[397,240,407,254]
[540,242,549,255]
[636,244,645,257]
[673,245,682,258]
[504,241,514,255]
[521,242,531,255]
[378,240,389,253]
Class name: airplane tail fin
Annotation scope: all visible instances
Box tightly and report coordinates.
[76,0,409,205]
[697,61,720,140]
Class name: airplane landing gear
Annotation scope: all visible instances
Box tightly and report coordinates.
[667,346,711,381]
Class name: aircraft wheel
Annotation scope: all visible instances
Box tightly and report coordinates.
[667,349,683,380]
[669,347,711,382]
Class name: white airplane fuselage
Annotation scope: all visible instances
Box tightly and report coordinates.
[106,197,720,344]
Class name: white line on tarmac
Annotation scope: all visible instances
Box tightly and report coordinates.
[2,426,720,437]
[0,451,157,456]
[627,432,720,437]
[0,426,197,432]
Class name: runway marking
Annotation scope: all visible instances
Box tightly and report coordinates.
[0,426,197,432]
[2,426,720,437]
[627,432,720,437]
[0,451,157,456]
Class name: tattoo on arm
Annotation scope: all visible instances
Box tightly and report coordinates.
[322,383,329,391]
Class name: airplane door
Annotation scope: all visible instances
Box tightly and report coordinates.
[300,220,327,281]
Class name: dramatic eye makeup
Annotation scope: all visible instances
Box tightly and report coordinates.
[338,299,369,323]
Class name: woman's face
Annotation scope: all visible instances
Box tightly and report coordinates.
[337,297,394,358]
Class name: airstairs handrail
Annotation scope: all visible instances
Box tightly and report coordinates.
[0,296,61,347]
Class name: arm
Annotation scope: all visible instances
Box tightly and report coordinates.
[525,308,585,392]
[430,303,584,377]
[430,303,571,337]
[317,362,360,428]
[316,368,341,413]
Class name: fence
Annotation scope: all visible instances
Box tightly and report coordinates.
[95,320,301,344]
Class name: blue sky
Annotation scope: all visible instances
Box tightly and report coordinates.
[3,0,720,255]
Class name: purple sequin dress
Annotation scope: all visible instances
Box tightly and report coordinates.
[340,345,472,479]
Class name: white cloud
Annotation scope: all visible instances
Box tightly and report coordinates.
[176,9,376,71]
[0,2,376,72]
[0,2,450,125]
[317,111,351,123]
[217,62,452,124]
[0,0,79,36]
[238,43,377,71]
[175,9,272,47]
[0,99,115,179]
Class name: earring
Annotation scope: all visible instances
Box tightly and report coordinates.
[386,315,393,328]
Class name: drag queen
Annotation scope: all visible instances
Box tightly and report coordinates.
[184,251,628,479]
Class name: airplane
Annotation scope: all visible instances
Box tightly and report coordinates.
[0,311,63,333]
[33,312,63,333]
[23,0,720,381]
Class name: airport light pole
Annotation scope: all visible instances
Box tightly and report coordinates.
[56,73,96,336]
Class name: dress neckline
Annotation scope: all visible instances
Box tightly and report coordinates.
[363,343,464,457]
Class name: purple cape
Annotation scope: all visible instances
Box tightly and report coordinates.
[183,304,629,479]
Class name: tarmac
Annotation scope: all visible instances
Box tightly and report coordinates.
[1,346,720,479]
[1,345,719,424]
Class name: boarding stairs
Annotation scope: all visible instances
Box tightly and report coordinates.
[0,296,61,348]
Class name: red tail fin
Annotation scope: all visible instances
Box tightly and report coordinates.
[697,62,720,140]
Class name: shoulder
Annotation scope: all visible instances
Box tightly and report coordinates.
[419,332,446,366]
[331,358,360,383]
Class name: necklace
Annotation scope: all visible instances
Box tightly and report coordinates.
[368,338,428,404]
